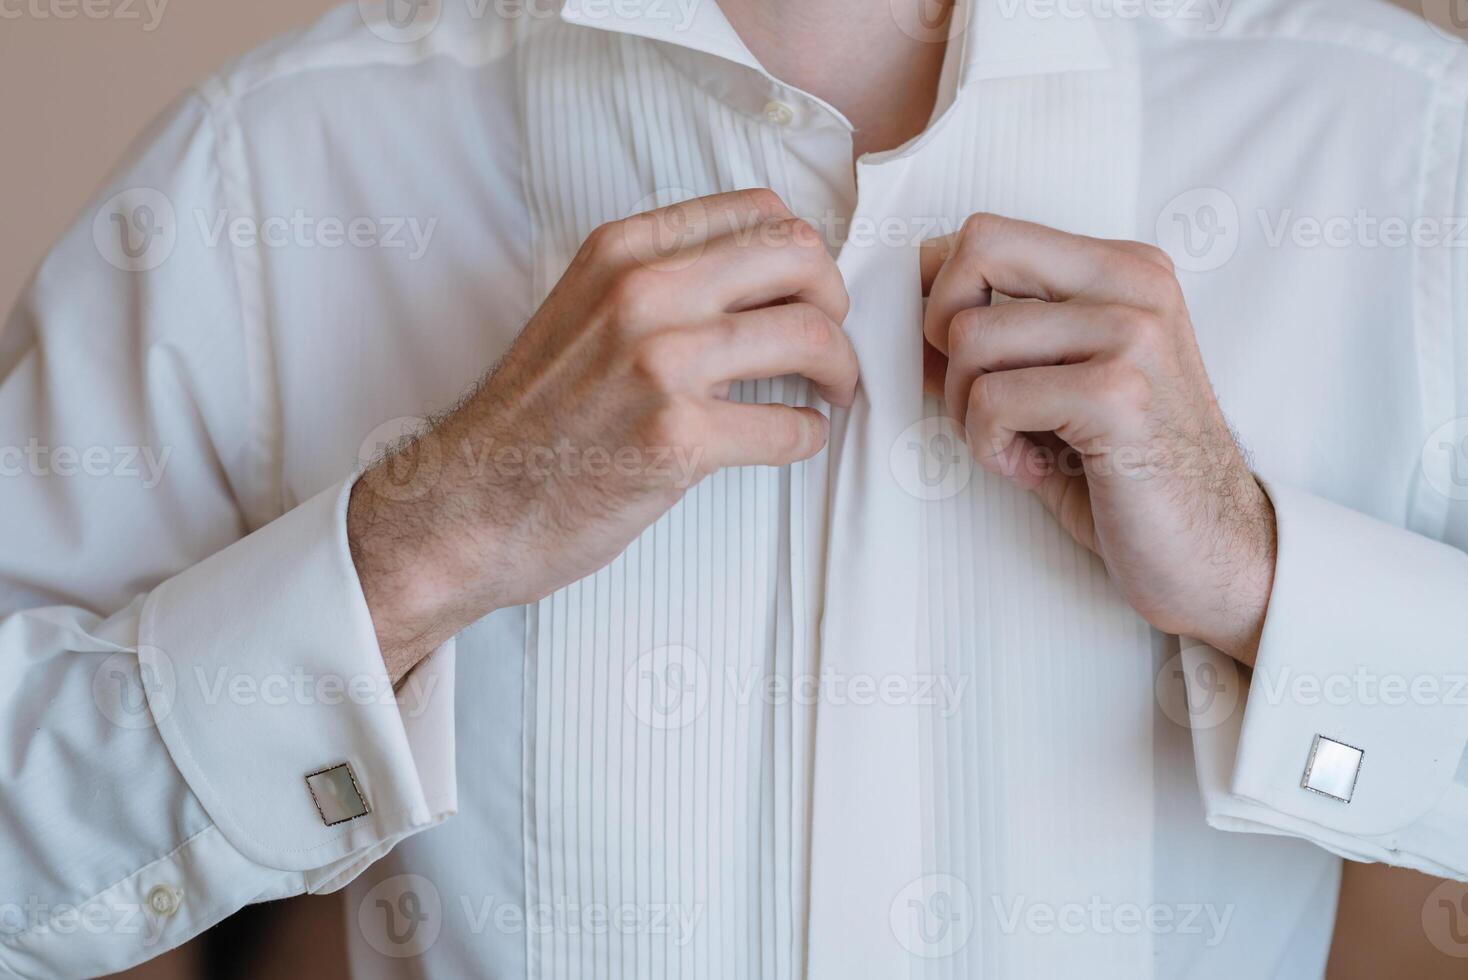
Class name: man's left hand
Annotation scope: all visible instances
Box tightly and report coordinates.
[921,213,1275,665]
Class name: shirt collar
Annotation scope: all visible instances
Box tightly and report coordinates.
[557,0,763,71]
[959,0,1113,84]
[557,0,1113,87]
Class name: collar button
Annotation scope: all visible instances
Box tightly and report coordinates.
[762,100,795,127]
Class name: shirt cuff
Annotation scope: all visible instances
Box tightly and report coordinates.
[1184,480,1468,878]
[137,476,458,872]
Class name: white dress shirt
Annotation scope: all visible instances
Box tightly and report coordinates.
[4,0,1468,976]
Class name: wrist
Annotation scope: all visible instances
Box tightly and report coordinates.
[1198,476,1277,667]
[347,441,503,683]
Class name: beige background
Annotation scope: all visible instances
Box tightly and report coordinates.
[2,0,1467,977]
[0,0,342,312]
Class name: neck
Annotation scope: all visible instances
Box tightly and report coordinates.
[718,0,955,157]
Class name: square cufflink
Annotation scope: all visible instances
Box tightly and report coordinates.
[1301,735,1363,803]
[306,762,371,826]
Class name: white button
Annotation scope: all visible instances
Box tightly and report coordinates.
[1301,734,1363,802]
[762,101,795,127]
[147,885,181,918]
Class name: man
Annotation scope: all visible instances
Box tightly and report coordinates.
[2,0,1466,975]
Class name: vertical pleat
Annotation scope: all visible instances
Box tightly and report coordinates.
[518,26,816,980]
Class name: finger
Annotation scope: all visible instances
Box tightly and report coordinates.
[962,359,1145,480]
[923,340,947,399]
[920,233,985,355]
[1002,428,1099,551]
[699,303,860,407]
[967,430,1055,491]
[1103,238,1176,272]
[673,218,849,324]
[919,222,1175,298]
[942,302,1142,422]
[701,401,831,469]
[919,233,958,295]
[921,214,1177,353]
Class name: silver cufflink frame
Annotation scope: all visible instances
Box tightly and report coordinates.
[306,762,372,826]
[1300,734,1363,804]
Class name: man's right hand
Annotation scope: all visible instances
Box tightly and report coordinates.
[346,189,857,681]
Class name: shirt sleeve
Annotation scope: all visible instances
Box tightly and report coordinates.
[1184,483,1468,881]
[0,88,456,979]
[1181,68,1468,880]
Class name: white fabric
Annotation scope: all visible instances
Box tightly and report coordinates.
[2,0,1468,977]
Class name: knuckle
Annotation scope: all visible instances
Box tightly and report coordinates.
[1133,258,1184,307]
[948,307,985,360]
[630,331,695,388]
[643,396,702,449]
[1093,359,1150,412]
[777,223,848,320]
[582,220,628,263]
[774,412,814,457]
[1112,307,1166,349]
[760,216,825,257]
[1136,242,1175,273]
[739,187,788,219]
[960,212,1002,247]
[792,303,833,348]
[604,267,660,324]
[825,276,852,322]
[782,217,825,249]
[958,213,1009,263]
[967,372,1001,420]
[710,314,741,348]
